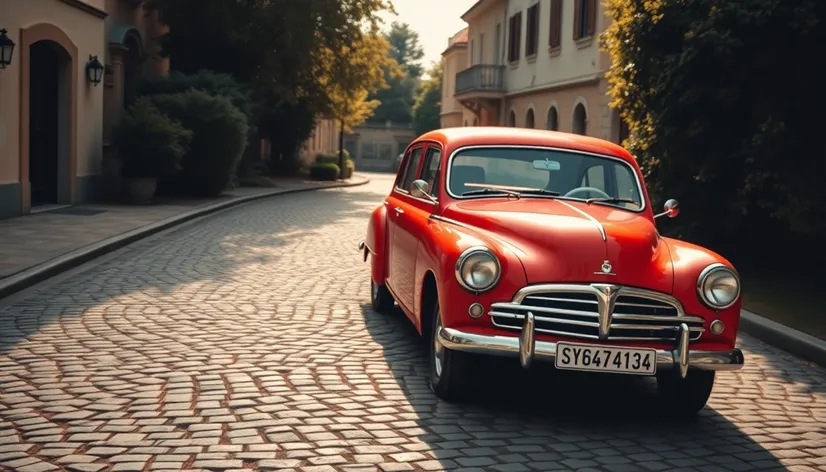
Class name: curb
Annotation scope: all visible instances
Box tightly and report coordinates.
[740,308,826,367]
[0,176,370,301]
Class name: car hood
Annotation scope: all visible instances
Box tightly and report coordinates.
[441,199,674,294]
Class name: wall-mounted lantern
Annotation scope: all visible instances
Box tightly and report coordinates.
[86,55,105,86]
[0,29,15,69]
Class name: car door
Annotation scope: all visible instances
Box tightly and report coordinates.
[392,144,442,314]
[386,145,425,303]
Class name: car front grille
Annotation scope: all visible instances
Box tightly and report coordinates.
[489,284,705,342]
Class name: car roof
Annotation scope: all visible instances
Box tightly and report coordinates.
[416,126,636,165]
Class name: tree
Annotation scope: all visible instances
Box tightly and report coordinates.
[600,0,826,262]
[143,0,395,172]
[413,61,443,136]
[367,21,425,124]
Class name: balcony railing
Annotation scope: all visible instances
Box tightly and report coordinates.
[455,64,506,95]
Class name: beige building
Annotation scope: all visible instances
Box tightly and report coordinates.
[342,121,417,172]
[443,0,630,144]
[439,28,467,128]
[0,0,168,219]
[298,118,340,166]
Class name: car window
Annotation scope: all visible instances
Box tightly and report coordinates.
[447,147,644,211]
[420,147,442,198]
[399,147,424,192]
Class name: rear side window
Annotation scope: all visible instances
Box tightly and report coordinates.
[399,147,424,192]
[420,147,442,198]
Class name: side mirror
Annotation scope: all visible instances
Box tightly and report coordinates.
[655,198,679,219]
[410,179,437,203]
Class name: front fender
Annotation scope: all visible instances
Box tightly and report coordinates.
[664,237,742,349]
[416,217,529,333]
[365,204,388,284]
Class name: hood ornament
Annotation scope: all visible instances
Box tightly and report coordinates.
[595,260,615,276]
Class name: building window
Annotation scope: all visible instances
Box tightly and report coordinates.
[470,39,475,65]
[379,143,394,161]
[494,23,502,64]
[363,142,378,159]
[547,106,558,130]
[573,103,588,135]
[525,3,540,57]
[574,0,597,40]
[508,110,516,127]
[548,0,563,50]
[507,12,522,63]
[525,109,535,128]
[479,33,485,63]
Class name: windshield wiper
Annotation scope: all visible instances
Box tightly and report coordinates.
[462,187,522,197]
[585,197,639,206]
[519,189,560,197]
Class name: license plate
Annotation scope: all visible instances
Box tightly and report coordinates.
[555,342,657,375]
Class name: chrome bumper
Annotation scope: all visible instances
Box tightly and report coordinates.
[438,313,744,377]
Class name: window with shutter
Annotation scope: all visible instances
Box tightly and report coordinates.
[526,4,539,57]
[507,12,523,63]
[549,0,562,50]
[574,0,596,40]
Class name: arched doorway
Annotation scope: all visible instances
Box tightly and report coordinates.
[507,110,516,127]
[573,103,588,135]
[546,106,558,130]
[28,40,72,207]
[525,109,535,128]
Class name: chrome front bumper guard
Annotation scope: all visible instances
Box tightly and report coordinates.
[438,313,744,377]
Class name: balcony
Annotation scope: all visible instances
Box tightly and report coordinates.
[455,64,505,96]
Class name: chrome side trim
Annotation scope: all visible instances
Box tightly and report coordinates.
[557,200,607,241]
[438,326,745,372]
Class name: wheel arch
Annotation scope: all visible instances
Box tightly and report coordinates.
[420,270,439,338]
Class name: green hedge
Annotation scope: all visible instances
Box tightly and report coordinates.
[144,90,249,197]
[114,99,193,179]
[315,152,355,179]
[310,163,340,181]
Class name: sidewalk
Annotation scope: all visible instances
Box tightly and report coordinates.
[0,174,369,298]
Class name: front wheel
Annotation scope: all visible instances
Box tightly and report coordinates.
[370,278,395,314]
[429,299,474,402]
[657,370,715,416]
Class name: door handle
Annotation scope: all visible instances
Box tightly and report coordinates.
[394,207,404,215]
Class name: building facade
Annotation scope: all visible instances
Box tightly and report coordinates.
[0,0,168,220]
[441,0,630,145]
[342,121,417,172]
[439,28,467,128]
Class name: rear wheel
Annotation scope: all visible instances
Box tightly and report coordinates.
[657,370,715,416]
[429,298,474,401]
[370,278,395,314]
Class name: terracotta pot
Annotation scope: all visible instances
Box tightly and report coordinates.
[125,177,157,204]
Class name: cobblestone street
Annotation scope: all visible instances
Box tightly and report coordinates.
[0,173,824,472]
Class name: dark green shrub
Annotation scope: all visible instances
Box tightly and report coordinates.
[315,152,355,178]
[144,90,249,197]
[136,70,254,127]
[114,98,193,179]
[310,163,340,181]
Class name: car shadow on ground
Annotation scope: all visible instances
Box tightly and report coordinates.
[361,303,788,471]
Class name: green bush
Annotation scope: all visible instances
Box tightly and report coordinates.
[310,163,340,181]
[144,90,249,197]
[315,152,355,178]
[114,98,193,179]
[136,70,254,127]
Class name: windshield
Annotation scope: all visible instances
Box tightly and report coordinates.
[447,147,644,211]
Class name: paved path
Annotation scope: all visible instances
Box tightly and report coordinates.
[0,178,357,280]
[0,172,824,472]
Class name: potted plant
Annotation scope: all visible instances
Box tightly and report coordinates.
[113,98,193,203]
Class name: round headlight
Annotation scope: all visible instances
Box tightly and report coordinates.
[697,263,740,309]
[455,246,501,292]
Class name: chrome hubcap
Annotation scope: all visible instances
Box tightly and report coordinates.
[433,312,445,378]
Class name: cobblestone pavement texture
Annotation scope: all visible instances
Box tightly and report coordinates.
[0,173,824,472]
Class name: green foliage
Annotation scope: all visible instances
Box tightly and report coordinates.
[136,69,254,129]
[367,21,425,124]
[315,152,355,178]
[601,0,826,257]
[413,61,443,136]
[143,0,395,158]
[114,99,193,179]
[310,162,341,181]
[143,90,249,197]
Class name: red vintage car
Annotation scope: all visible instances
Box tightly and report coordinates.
[360,127,744,415]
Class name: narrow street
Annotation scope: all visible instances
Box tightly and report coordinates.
[0,172,824,472]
